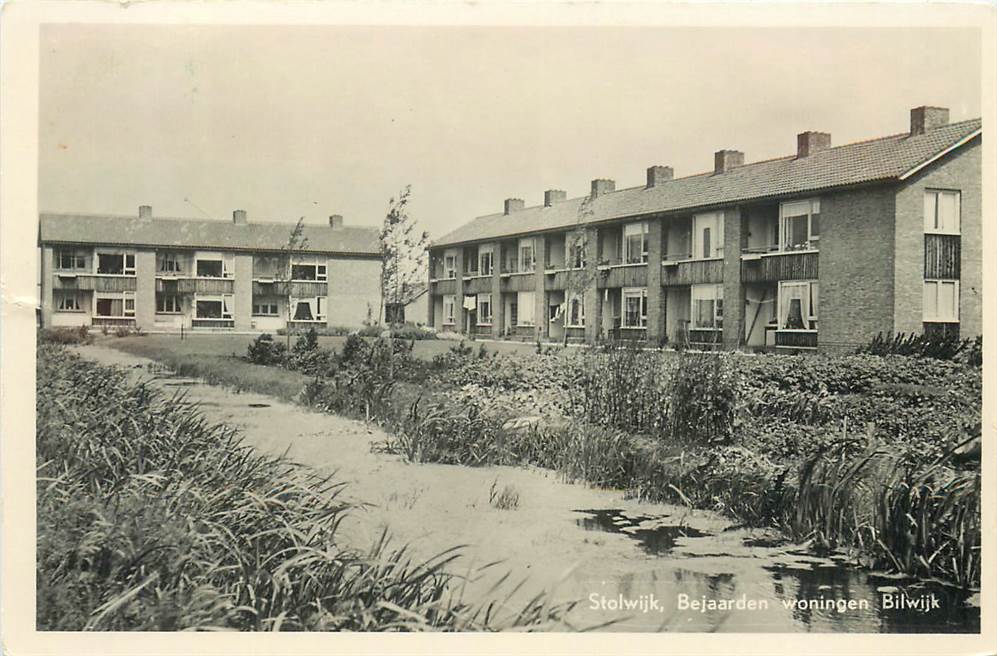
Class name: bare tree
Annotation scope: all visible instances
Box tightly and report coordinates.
[275,217,309,350]
[379,186,429,325]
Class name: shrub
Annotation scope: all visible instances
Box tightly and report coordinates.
[488,480,520,510]
[246,333,287,366]
[390,323,437,341]
[39,325,92,345]
[858,331,972,361]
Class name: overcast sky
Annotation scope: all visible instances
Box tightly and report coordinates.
[39,25,980,239]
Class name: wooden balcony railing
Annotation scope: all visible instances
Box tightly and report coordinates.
[775,330,818,349]
[53,274,137,293]
[924,234,960,279]
[741,251,818,283]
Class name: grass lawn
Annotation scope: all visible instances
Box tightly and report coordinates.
[104,332,550,362]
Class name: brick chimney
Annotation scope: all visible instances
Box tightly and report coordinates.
[797,131,831,158]
[504,198,525,215]
[544,190,567,207]
[329,214,344,229]
[910,106,949,136]
[590,179,615,199]
[714,150,744,174]
[646,165,674,188]
[232,209,248,225]
[138,205,152,220]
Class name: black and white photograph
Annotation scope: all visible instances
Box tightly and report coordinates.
[1,2,994,653]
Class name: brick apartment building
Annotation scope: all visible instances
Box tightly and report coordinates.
[427,106,982,351]
[39,209,382,332]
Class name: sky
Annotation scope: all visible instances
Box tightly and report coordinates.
[39,25,981,240]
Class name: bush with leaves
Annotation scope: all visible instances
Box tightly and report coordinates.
[246,333,287,366]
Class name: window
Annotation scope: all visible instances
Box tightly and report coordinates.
[157,252,183,274]
[195,294,233,320]
[924,190,960,234]
[479,247,493,276]
[517,291,535,326]
[518,239,536,273]
[778,281,819,330]
[442,295,456,325]
[622,288,648,328]
[291,261,328,282]
[444,255,457,280]
[477,294,493,325]
[195,253,234,278]
[253,300,280,316]
[692,212,724,259]
[568,233,587,269]
[94,292,135,317]
[566,293,585,327]
[56,250,87,271]
[623,223,649,264]
[96,252,135,275]
[55,291,83,312]
[924,280,959,322]
[691,284,723,329]
[779,199,821,251]
[156,293,182,314]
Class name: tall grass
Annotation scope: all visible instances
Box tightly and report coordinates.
[36,345,575,631]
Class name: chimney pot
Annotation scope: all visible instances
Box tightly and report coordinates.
[504,198,525,215]
[544,190,567,207]
[232,209,248,225]
[910,106,950,136]
[646,165,674,188]
[590,179,615,199]
[329,214,344,229]
[138,205,152,220]
[714,150,744,174]
[797,131,832,158]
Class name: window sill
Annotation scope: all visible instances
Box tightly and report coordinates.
[924,231,961,237]
[95,273,137,277]
[155,311,183,316]
[55,309,85,313]
[476,322,493,327]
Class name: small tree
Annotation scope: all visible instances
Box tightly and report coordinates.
[379,186,429,325]
[276,217,309,350]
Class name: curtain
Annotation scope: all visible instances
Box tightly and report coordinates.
[780,284,807,329]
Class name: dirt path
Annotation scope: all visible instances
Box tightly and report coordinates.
[71,344,977,633]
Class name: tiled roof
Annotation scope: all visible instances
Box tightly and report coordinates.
[434,118,982,247]
[39,213,381,256]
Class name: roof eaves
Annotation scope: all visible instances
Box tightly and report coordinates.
[897,128,982,181]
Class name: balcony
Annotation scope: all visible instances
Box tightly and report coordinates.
[464,276,494,294]
[741,248,818,283]
[53,273,137,293]
[157,277,235,295]
[924,234,960,279]
[92,317,137,329]
[251,280,327,297]
[596,259,648,289]
[431,278,458,296]
[191,318,235,330]
[660,258,724,286]
[775,330,818,349]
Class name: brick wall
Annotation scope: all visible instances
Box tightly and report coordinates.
[233,254,253,331]
[894,137,981,337]
[326,257,382,327]
[646,219,665,342]
[40,246,54,327]
[722,207,744,347]
[818,185,897,350]
[135,250,157,330]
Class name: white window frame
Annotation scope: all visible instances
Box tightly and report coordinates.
[517,291,536,326]
[157,251,184,275]
[442,294,456,325]
[518,238,536,273]
[193,294,234,320]
[621,287,648,328]
[777,280,819,331]
[478,247,494,277]
[54,291,84,312]
[155,293,182,314]
[924,190,961,235]
[194,251,235,279]
[692,212,724,260]
[252,300,280,316]
[476,293,493,325]
[779,199,821,252]
[568,233,587,270]
[565,293,585,328]
[95,250,136,276]
[55,249,88,271]
[290,258,328,282]
[691,284,724,330]
[623,222,649,265]
[93,291,136,318]
[444,254,457,280]
[923,279,959,322]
